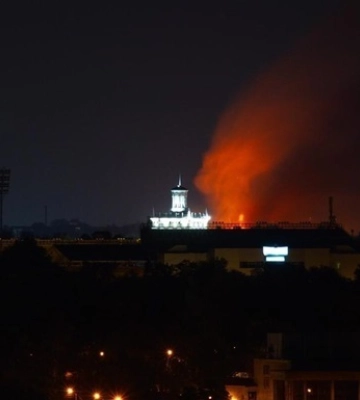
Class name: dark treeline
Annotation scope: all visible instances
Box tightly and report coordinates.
[1,239,360,400]
[3,219,141,239]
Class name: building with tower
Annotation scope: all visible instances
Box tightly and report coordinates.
[149,178,211,229]
[141,186,360,279]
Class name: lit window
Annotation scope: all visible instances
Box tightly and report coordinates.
[263,246,288,256]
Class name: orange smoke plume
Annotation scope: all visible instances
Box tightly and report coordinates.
[195,6,360,228]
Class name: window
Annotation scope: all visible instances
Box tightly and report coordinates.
[263,378,270,389]
[334,381,358,400]
[273,380,285,400]
[292,381,304,400]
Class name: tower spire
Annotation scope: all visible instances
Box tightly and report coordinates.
[178,173,181,187]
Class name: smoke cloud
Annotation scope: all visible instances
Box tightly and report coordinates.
[195,6,360,230]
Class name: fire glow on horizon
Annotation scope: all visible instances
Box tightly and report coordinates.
[195,6,360,226]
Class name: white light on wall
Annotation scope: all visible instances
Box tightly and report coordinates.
[263,246,288,256]
[266,256,285,262]
[150,214,211,229]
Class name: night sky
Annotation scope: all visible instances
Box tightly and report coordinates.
[0,0,357,229]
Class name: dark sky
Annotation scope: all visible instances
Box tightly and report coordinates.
[0,0,347,227]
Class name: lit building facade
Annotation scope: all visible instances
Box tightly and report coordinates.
[226,333,360,400]
[141,224,360,279]
[149,179,211,229]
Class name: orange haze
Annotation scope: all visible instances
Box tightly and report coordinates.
[195,6,360,229]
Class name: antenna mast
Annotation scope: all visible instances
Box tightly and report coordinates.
[329,196,336,226]
[0,168,11,234]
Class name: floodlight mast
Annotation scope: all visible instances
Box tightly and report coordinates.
[0,168,10,233]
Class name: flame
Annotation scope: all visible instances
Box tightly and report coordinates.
[195,6,360,227]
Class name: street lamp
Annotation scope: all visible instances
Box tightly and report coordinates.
[65,387,78,400]
[93,392,101,400]
[0,168,10,234]
[166,349,173,370]
[66,387,74,396]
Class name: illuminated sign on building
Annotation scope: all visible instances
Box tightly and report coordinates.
[263,246,288,262]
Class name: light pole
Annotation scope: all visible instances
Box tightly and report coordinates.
[166,349,173,370]
[0,168,10,234]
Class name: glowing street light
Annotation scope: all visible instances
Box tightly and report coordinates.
[65,387,78,400]
[166,348,173,370]
[114,396,123,400]
[93,392,101,400]
[66,387,74,396]
[99,351,105,357]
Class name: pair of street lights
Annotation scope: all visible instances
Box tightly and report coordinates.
[66,387,123,400]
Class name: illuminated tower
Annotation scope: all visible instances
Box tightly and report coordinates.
[171,176,188,213]
[149,176,211,229]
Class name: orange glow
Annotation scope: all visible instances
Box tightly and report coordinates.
[195,7,360,227]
